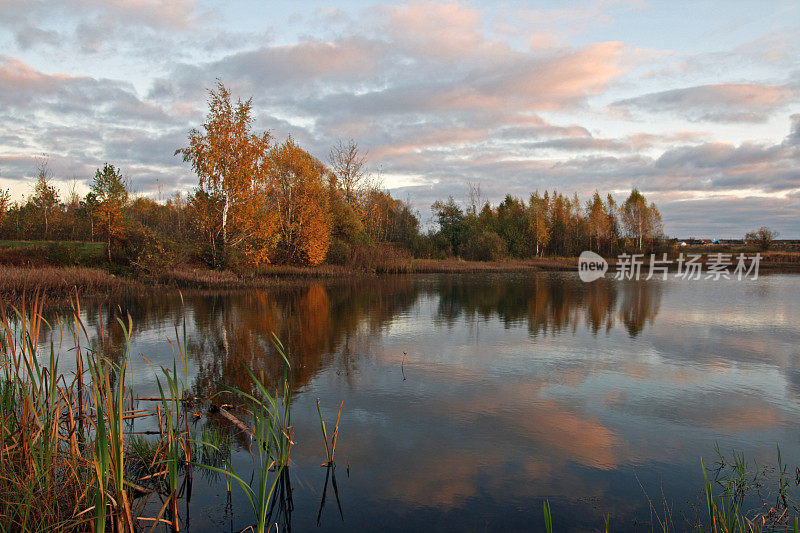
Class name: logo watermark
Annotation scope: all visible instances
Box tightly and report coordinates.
[578,251,608,282]
[578,252,761,282]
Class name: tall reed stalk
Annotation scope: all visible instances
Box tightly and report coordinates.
[194,337,294,533]
[0,294,330,533]
[86,316,135,532]
[0,295,136,531]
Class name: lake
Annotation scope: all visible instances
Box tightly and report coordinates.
[38,272,800,531]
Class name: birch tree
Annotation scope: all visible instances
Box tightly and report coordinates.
[176,81,273,261]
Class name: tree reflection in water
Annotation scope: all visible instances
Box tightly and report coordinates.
[30,273,670,531]
[42,273,662,400]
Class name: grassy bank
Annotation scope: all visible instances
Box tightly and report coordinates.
[0,258,578,300]
[410,257,577,272]
[0,266,138,300]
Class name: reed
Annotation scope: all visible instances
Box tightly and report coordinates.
[0,295,100,531]
[85,318,134,533]
[316,399,343,467]
[193,336,294,533]
[543,499,553,533]
[0,293,336,533]
[544,452,800,532]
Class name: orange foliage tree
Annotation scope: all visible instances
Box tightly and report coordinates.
[176,81,277,265]
[269,139,331,265]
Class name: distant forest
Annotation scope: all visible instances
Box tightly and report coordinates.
[0,82,667,271]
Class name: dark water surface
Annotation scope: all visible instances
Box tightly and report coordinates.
[40,273,800,531]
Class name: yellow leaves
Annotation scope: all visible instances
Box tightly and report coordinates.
[269,139,331,265]
[235,184,280,266]
[179,83,337,266]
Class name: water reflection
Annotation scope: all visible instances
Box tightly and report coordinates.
[32,273,800,532]
[46,275,664,399]
[433,275,660,337]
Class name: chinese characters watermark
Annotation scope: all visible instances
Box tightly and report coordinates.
[578,252,761,282]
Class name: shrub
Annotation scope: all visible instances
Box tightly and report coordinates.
[325,238,351,266]
[459,230,507,261]
[346,243,412,273]
[408,232,450,259]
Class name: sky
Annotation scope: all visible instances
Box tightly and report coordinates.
[0,0,798,238]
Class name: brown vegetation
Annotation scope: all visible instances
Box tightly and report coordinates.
[411,257,577,273]
[0,266,135,299]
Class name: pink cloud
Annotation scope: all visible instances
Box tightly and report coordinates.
[381,1,494,62]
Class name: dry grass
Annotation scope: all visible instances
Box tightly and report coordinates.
[154,264,357,290]
[758,252,800,265]
[410,257,576,273]
[3,250,797,303]
[254,263,357,277]
[0,266,136,299]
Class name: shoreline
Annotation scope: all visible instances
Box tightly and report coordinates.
[1,254,799,303]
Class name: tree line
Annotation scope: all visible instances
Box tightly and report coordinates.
[420,186,663,261]
[0,82,667,270]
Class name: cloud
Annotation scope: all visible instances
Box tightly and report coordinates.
[0,56,177,125]
[787,114,800,146]
[0,56,193,194]
[1,0,200,33]
[611,83,798,123]
[523,136,629,152]
[379,1,491,62]
[660,195,800,238]
[190,37,385,89]
[0,1,799,235]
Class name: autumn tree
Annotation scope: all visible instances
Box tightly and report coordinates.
[91,163,128,263]
[586,191,609,253]
[84,192,99,241]
[188,189,225,265]
[62,179,84,240]
[358,189,418,244]
[547,191,573,256]
[604,194,619,255]
[527,192,550,256]
[328,186,364,244]
[745,226,778,251]
[269,138,331,265]
[622,188,662,251]
[477,202,496,233]
[31,158,60,238]
[176,81,274,263]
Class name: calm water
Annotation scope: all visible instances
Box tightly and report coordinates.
[39,273,800,531]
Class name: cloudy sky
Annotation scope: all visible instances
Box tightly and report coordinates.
[1,0,799,238]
